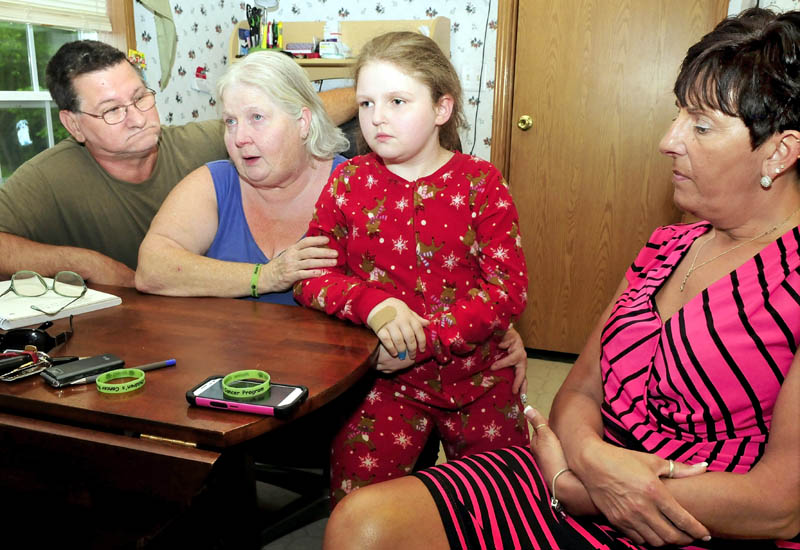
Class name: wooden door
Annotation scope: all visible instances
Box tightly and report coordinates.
[492,0,728,354]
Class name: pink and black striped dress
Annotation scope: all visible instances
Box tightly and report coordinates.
[414,222,800,549]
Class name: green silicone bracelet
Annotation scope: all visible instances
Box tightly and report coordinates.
[250,263,263,298]
[222,369,270,401]
[96,368,145,394]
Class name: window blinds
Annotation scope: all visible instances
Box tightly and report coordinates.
[0,0,112,32]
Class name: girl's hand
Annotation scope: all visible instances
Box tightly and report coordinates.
[263,236,338,292]
[578,439,710,546]
[489,327,527,394]
[366,297,429,359]
[375,344,415,373]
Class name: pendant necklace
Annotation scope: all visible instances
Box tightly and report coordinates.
[680,205,800,292]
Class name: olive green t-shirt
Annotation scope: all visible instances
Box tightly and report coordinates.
[0,119,227,270]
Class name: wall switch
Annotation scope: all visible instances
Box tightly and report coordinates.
[461,67,481,92]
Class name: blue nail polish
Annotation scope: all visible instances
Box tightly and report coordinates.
[398,351,407,360]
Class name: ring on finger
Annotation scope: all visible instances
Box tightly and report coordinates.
[534,423,547,432]
[668,459,675,478]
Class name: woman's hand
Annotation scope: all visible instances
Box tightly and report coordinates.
[261,236,338,293]
[579,439,710,546]
[489,327,527,394]
[366,297,429,359]
[375,344,415,373]
[525,406,569,480]
[525,406,599,516]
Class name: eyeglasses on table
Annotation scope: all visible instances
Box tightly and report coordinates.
[0,270,87,316]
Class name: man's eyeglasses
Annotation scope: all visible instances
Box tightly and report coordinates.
[0,316,74,354]
[78,88,157,125]
[0,270,87,316]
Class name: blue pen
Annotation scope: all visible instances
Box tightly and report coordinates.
[69,358,177,385]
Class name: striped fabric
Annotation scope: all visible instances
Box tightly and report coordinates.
[415,222,800,549]
[603,223,798,472]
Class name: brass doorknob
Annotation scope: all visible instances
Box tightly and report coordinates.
[517,115,533,131]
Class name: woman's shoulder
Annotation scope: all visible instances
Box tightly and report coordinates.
[202,160,239,197]
[646,220,709,247]
[627,221,708,280]
[205,159,237,179]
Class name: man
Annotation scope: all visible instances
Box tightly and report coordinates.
[0,40,355,286]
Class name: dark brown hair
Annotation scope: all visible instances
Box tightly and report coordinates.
[46,40,132,112]
[353,31,466,152]
[674,8,800,149]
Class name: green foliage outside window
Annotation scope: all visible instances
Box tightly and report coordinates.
[0,21,77,180]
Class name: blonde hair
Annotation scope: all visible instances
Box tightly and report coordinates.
[217,51,349,158]
[353,31,466,152]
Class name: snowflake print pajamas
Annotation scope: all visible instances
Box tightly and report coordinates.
[294,152,530,504]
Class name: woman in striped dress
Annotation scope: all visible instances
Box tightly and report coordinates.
[323,7,800,550]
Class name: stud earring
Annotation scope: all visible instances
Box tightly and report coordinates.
[760,175,773,189]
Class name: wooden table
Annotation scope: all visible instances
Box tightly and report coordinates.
[0,286,377,548]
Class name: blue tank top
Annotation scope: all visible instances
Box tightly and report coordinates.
[205,156,346,305]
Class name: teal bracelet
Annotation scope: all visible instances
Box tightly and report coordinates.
[250,263,263,298]
[222,369,270,401]
[96,368,145,394]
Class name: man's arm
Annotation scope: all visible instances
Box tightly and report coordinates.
[0,232,134,286]
[318,87,356,126]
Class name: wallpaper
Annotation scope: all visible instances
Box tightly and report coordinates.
[132,0,800,164]
[133,0,498,161]
[730,0,799,14]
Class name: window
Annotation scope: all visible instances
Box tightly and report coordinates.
[0,22,96,182]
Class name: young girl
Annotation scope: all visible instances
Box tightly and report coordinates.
[294,31,529,505]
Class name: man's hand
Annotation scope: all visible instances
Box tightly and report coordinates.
[83,252,135,287]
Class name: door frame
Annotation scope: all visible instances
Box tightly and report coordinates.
[490,0,519,179]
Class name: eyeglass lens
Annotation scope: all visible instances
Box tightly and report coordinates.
[53,271,85,297]
[10,271,48,296]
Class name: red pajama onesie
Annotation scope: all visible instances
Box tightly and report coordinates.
[294,151,530,504]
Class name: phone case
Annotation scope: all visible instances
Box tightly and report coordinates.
[186,375,308,418]
[40,353,124,387]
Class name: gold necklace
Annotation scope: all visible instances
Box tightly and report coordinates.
[679,205,800,292]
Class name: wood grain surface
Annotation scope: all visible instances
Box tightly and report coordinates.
[0,286,377,448]
[494,0,728,353]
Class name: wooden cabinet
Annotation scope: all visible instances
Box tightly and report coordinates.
[228,17,450,80]
[492,0,728,354]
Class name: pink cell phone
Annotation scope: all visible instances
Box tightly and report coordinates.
[186,375,307,418]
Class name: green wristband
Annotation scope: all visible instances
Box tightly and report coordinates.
[96,368,145,394]
[250,263,263,298]
[221,369,270,401]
